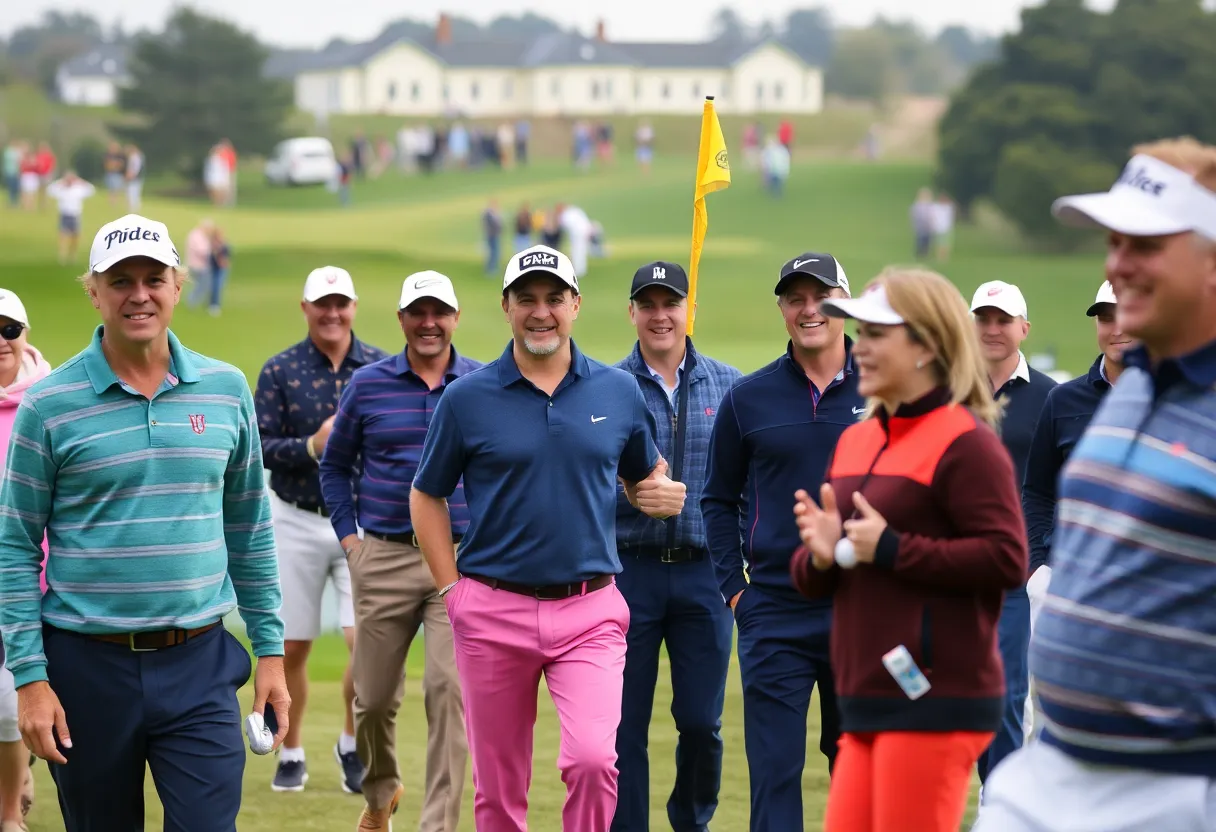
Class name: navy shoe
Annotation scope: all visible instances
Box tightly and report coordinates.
[334,742,365,794]
[271,758,308,792]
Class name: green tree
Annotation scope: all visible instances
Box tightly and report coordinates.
[825,29,896,104]
[112,8,292,186]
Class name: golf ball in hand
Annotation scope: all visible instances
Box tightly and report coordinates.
[835,538,857,569]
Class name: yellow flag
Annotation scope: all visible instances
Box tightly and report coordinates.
[688,97,731,336]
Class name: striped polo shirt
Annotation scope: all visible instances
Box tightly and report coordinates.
[0,326,284,688]
[1030,342,1216,776]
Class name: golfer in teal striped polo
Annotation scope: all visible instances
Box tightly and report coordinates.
[0,213,289,832]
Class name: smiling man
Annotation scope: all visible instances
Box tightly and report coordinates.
[702,252,864,831]
[0,214,288,831]
[976,138,1216,831]
[409,244,686,831]
[319,270,480,832]
[253,266,388,795]
[611,261,742,832]
[1018,280,1135,744]
[968,280,1056,791]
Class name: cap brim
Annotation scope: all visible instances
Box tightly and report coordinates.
[1052,192,1191,236]
[504,268,578,293]
[304,290,358,302]
[821,296,904,325]
[91,251,179,275]
[774,271,842,295]
[400,293,458,311]
[1085,301,1115,317]
[970,301,1026,318]
[630,281,688,298]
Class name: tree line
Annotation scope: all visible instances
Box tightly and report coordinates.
[936,0,1216,248]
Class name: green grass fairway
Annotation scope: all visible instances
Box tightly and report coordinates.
[3,153,1102,830]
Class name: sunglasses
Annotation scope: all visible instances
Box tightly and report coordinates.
[0,323,26,341]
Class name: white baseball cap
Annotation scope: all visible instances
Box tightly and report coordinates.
[970,280,1028,319]
[399,270,459,311]
[1086,280,1117,317]
[1053,154,1216,241]
[89,214,181,274]
[303,266,358,303]
[0,288,30,328]
[821,281,906,326]
[502,245,579,294]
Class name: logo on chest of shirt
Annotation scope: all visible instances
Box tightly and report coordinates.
[189,414,206,434]
[705,407,715,416]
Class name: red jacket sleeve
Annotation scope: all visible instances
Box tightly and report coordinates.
[873,425,1028,591]
[790,544,840,598]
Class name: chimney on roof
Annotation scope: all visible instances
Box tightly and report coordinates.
[436,12,452,46]
[595,19,606,42]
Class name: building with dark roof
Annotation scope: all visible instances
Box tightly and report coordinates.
[54,14,824,117]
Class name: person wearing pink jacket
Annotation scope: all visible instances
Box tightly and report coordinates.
[0,288,52,831]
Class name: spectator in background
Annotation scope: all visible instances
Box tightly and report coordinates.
[742,123,760,171]
[3,140,23,208]
[208,226,231,316]
[540,209,563,250]
[497,123,516,170]
[18,150,40,212]
[103,141,127,207]
[124,143,144,211]
[933,193,957,262]
[597,122,615,164]
[33,142,56,211]
[447,123,469,170]
[0,288,52,831]
[635,121,654,174]
[761,136,790,198]
[777,119,794,156]
[337,154,353,206]
[45,170,96,265]
[911,188,935,260]
[514,202,534,252]
[205,144,231,207]
[558,203,593,277]
[515,119,530,166]
[483,198,503,276]
[186,219,216,309]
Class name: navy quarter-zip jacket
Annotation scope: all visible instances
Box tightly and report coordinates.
[702,338,865,605]
[1021,355,1112,572]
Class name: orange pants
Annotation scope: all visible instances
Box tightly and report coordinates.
[824,730,994,832]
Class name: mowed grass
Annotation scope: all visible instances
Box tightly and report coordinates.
[3,153,1107,830]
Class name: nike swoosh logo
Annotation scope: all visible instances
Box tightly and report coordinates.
[792,258,819,269]
[852,407,866,415]
[591,416,607,423]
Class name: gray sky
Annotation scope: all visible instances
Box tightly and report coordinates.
[1,0,1127,47]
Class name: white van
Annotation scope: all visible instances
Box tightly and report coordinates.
[264,137,338,187]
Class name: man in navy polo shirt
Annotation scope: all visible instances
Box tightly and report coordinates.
[409,244,687,831]
[1019,280,1134,741]
[319,271,481,832]
[702,253,864,831]
[611,261,742,832]
[969,280,1056,787]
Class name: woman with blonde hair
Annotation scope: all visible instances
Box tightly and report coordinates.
[789,267,1028,832]
[0,288,52,831]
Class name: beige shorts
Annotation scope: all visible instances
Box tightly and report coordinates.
[0,664,18,743]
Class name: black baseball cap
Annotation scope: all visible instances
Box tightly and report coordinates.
[630,261,689,298]
[774,252,851,297]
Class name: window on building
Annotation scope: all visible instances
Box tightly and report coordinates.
[387,82,397,101]
[692,82,700,99]
[605,79,613,99]
[470,81,480,100]
[591,80,600,100]
[551,77,561,97]
[634,79,641,99]
[721,80,731,99]
[443,83,450,101]
[755,82,764,103]
[411,82,420,101]
[774,82,783,101]
[661,82,670,99]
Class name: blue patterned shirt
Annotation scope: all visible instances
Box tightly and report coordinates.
[615,339,742,552]
[254,334,387,510]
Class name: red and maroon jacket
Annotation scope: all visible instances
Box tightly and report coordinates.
[790,387,1028,734]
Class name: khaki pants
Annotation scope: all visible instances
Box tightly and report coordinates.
[349,534,467,830]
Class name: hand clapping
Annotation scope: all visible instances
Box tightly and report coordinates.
[793,483,843,570]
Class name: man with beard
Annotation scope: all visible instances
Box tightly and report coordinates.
[319,271,480,832]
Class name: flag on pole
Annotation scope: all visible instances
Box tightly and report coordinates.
[688,96,731,336]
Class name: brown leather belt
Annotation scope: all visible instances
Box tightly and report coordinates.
[85,621,221,652]
[464,573,613,601]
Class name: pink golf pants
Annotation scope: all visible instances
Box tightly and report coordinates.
[445,575,630,831]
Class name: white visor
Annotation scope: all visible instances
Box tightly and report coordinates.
[821,283,905,326]
[1052,154,1216,240]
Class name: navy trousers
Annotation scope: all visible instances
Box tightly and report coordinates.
[735,587,838,832]
[611,553,734,832]
[43,623,252,832]
[978,587,1030,784]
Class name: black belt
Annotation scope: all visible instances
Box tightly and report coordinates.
[464,573,613,600]
[623,546,705,563]
[367,531,462,548]
[287,500,329,518]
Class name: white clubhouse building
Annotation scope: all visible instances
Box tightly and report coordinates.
[58,15,823,118]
